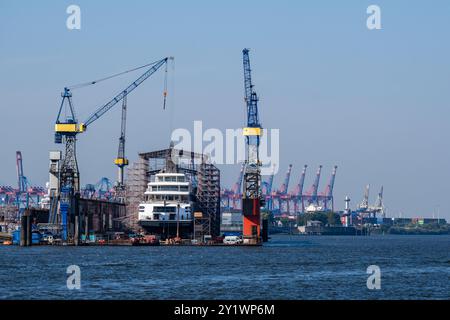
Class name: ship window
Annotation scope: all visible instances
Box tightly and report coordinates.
[180,186,189,192]
[153,214,160,220]
[154,206,176,213]
[177,176,185,182]
[169,214,176,220]
[156,186,179,192]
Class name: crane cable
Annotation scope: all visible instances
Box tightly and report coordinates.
[67,59,163,90]
[163,62,168,110]
[167,58,175,137]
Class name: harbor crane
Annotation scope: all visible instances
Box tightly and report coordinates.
[114,95,128,198]
[278,164,293,213]
[358,184,370,211]
[52,57,172,239]
[54,57,172,195]
[320,165,338,211]
[262,164,276,211]
[231,162,245,209]
[279,164,293,195]
[241,49,264,244]
[311,165,323,205]
[303,165,322,208]
[292,165,308,213]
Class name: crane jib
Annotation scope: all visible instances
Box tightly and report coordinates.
[83,58,168,128]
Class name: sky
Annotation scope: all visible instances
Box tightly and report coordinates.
[1,0,450,219]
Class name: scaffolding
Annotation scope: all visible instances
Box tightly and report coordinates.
[195,163,221,239]
[125,145,221,238]
[124,157,148,231]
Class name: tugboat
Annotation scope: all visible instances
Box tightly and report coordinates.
[130,234,160,246]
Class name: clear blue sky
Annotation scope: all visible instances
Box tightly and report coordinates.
[1,0,450,218]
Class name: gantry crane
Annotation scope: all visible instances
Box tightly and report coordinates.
[15,151,29,213]
[293,165,308,213]
[241,49,264,244]
[320,165,338,211]
[278,164,293,213]
[279,164,293,195]
[54,57,172,195]
[262,164,276,211]
[305,165,322,206]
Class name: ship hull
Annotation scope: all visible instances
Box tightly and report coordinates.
[138,220,193,240]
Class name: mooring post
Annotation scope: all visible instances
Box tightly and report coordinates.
[74,215,79,246]
[85,215,89,244]
[73,193,80,246]
[20,215,27,247]
[262,218,269,242]
[26,213,32,246]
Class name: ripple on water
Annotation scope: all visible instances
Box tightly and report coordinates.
[0,235,449,300]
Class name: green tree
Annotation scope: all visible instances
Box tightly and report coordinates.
[327,212,341,226]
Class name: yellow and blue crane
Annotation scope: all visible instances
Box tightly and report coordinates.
[54,57,172,194]
[241,48,264,244]
[52,57,172,239]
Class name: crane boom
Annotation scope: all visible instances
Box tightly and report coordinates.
[84,58,169,128]
[375,186,383,208]
[16,151,26,193]
[243,50,260,128]
[325,165,338,198]
[279,164,293,195]
[311,165,322,199]
[266,164,276,195]
[295,165,308,197]
[232,163,245,194]
[359,184,370,210]
[118,95,127,161]
[264,163,276,211]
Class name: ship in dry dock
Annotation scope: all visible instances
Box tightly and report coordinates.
[138,172,193,240]
[126,145,222,244]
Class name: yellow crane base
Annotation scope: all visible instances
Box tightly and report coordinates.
[55,123,86,133]
[243,127,262,136]
[114,158,129,166]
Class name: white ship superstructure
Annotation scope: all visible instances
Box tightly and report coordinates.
[138,173,192,238]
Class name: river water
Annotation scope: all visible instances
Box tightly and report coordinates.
[0,235,448,300]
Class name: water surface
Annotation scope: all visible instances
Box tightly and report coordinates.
[0,235,448,299]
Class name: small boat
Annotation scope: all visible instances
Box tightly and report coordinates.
[130,234,160,246]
